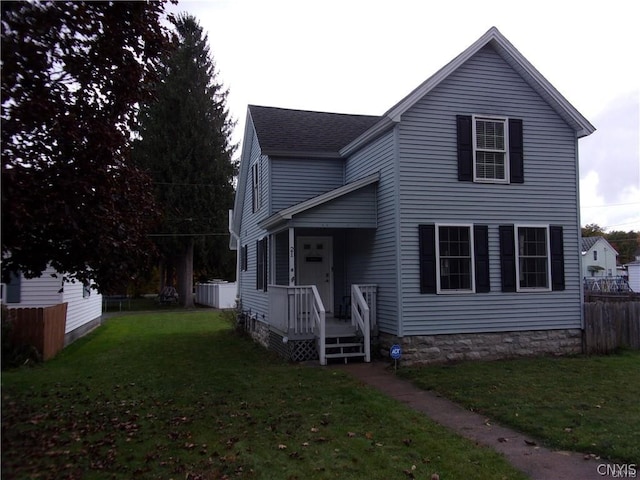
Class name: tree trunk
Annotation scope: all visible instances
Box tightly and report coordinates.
[176,238,194,308]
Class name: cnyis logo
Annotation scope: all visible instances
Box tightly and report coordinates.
[598,464,638,478]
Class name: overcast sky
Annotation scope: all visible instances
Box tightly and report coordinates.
[171,0,640,232]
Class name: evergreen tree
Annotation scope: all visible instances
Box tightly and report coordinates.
[133,14,237,307]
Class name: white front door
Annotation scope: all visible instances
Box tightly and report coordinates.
[297,236,333,312]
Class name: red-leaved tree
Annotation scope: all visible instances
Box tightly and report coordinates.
[1,1,172,292]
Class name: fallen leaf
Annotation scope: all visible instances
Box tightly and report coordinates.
[524,440,537,446]
[497,437,508,443]
[278,444,287,450]
[310,427,319,433]
[347,432,356,438]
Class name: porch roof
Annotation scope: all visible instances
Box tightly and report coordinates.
[259,172,380,231]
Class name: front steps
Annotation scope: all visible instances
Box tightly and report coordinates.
[322,321,366,364]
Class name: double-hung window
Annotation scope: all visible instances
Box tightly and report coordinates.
[457,115,523,184]
[419,224,489,294]
[473,116,508,183]
[437,225,474,292]
[516,225,551,291]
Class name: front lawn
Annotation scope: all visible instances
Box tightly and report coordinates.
[2,311,528,480]
[399,352,640,463]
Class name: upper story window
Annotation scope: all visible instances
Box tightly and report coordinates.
[593,250,598,261]
[457,115,524,184]
[474,116,508,183]
[251,160,261,212]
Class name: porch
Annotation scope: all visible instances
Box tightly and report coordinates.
[268,284,377,365]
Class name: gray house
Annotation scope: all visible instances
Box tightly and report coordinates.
[229,27,595,365]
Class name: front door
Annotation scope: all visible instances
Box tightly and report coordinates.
[297,236,333,312]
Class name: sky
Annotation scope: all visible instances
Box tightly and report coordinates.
[170,0,640,233]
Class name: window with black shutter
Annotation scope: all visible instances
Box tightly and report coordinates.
[500,224,564,292]
[457,115,524,184]
[419,224,490,294]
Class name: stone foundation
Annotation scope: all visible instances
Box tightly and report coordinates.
[380,329,583,365]
[239,312,270,348]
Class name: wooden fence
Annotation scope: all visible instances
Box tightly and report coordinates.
[7,303,68,360]
[583,302,640,354]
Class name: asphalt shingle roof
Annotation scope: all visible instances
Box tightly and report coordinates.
[249,105,382,156]
[581,236,602,252]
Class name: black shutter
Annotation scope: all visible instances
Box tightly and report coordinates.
[499,225,516,292]
[419,225,436,294]
[457,115,473,182]
[509,118,524,183]
[255,240,261,290]
[474,225,490,293]
[550,226,565,291]
[256,238,269,291]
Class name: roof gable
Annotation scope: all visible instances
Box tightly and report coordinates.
[581,236,619,255]
[249,105,381,158]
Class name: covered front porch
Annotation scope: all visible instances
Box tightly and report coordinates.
[257,173,380,364]
[268,283,377,365]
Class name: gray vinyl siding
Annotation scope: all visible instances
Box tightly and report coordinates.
[270,158,344,212]
[290,184,377,228]
[274,230,289,285]
[397,45,582,335]
[238,122,270,319]
[344,130,398,334]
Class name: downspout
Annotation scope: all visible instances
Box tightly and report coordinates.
[228,209,241,306]
[575,137,584,331]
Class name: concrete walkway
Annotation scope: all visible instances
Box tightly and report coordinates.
[336,361,615,480]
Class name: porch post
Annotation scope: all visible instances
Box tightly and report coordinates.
[289,227,295,286]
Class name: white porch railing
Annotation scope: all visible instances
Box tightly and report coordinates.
[269,284,375,365]
[351,284,375,363]
[268,285,325,335]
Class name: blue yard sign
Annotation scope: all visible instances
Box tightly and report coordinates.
[390,344,402,360]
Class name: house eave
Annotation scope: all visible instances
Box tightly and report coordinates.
[263,150,343,160]
[340,116,398,157]
[259,172,380,231]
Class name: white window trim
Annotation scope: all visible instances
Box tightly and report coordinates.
[472,114,510,184]
[514,224,552,292]
[435,223,475,294]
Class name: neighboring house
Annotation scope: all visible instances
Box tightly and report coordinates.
[2,266,102,345]
[229,27,595,365]
[626,248,640,293]
[581,237,619,278]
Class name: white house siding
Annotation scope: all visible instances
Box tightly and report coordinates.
[61,281,102,335]
[7,266,102,340]
[344,130,398,334]
[270,158,344,212]
[627,263,640,292]
[397,45,582,336]
[581,240,618,278]
[12,266,62,307]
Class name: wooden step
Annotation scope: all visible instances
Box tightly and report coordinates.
[325,351,366,359]
[325,342,362,349]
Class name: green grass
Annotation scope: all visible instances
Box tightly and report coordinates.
[399,352,640,463]
[2,311,528,480]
